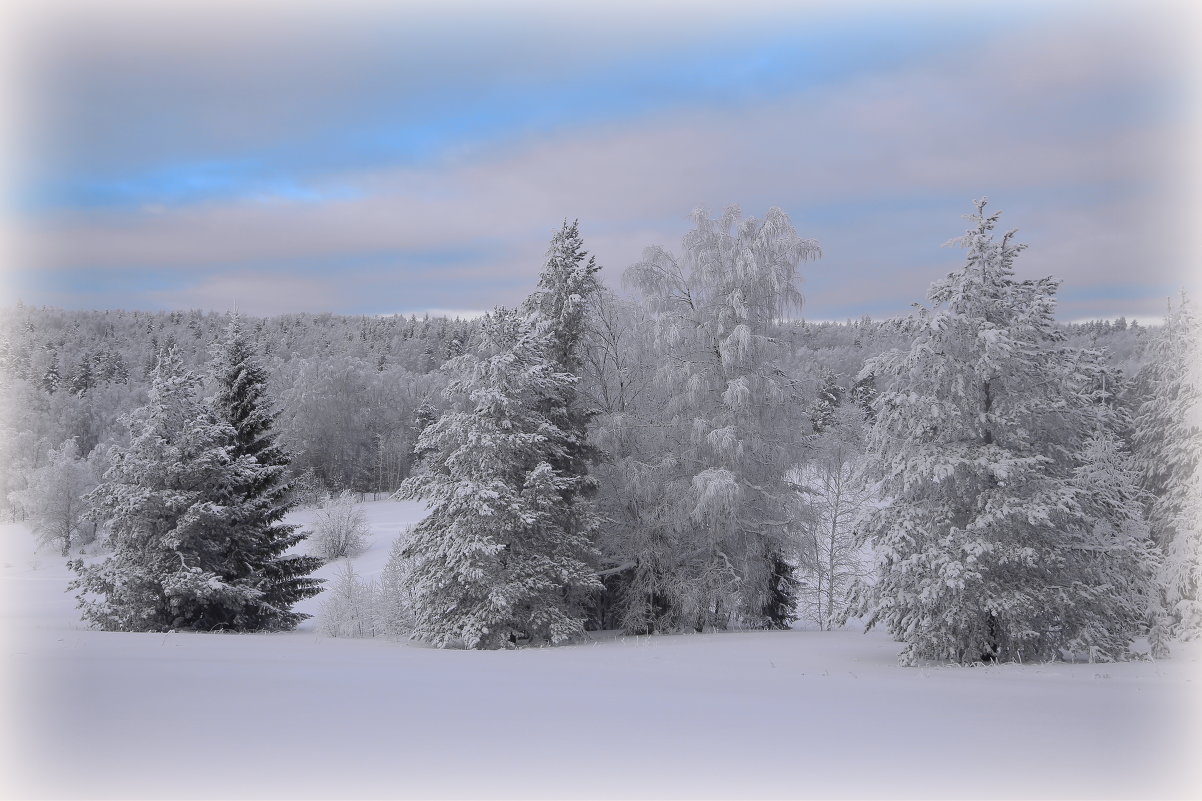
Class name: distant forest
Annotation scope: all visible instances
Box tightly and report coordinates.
[0,298,1154,509]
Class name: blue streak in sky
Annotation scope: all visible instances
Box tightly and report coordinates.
[26,7,1035,213]
[14,245,495,295]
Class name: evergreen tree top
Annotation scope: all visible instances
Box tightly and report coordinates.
[524,219,603,373]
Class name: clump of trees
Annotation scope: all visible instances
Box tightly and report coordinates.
[66,322,322,632]
[317,534,415,640]
[9,439,101,556]
[4,202,1192,663]
[0,305,473,517]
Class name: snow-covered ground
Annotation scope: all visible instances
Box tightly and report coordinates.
[2,500,1199,800]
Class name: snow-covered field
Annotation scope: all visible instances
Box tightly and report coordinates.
[2,500,1199,800]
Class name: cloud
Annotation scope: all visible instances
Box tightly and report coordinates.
[18,0,920,183]
[143,273,352,317]
[8,1,1198,320]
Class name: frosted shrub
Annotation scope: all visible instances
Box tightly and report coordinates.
[289,468,328,508]
[319,561,377,638]
[10,439,100,557]
[317,533,417,640]
[309,491,370,561]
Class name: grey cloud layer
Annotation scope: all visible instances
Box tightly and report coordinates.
[11,2,1198,317]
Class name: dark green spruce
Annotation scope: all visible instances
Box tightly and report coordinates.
[212,319,323,630]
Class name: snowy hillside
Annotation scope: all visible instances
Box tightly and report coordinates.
[3,499,1199,800]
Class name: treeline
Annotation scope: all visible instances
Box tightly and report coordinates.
[0,289,1152,513]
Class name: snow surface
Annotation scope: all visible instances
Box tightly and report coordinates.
[2,499,1200,800]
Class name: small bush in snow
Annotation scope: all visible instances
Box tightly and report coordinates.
[318,560,377,638]
[309,491,370,561]
[289,468,328,509]
[317,531,417,640]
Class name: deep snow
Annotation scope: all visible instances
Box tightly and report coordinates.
[2,499,1199,800]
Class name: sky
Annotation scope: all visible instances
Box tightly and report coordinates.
[1,0,1199,321]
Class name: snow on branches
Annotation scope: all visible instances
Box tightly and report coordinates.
[396,308,600,649]
[853,199,1160,664]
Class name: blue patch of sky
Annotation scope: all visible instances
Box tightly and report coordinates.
[27,5,1042,213]
[12,245,492,299]
[10,266,185,299]
[24,160,365,211]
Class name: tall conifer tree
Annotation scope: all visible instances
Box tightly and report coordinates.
[853,200,1158,664]
[211,319,323,630]
[521,220,603,501]
[523,220,604,617]
[397,308,601,648]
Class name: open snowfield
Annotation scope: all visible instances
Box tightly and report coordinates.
[2,499,1200,800]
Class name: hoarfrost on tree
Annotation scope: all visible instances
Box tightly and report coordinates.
[395,308,601,649]
[612,206,820,632]
[70,348,263,632]
[1134,295,1202,641]
[851,199,1159,665]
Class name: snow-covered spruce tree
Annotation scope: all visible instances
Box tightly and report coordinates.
[521,219,603,479]
[396,308,601,649]
[69,348,260,631]
[523,219,603,377]
[210,320,322,630]
[853,199,1158,664]
[809,368,843,434]
[1134,295,1201,641]
[521,220,604,619]
[623,206,820,630]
